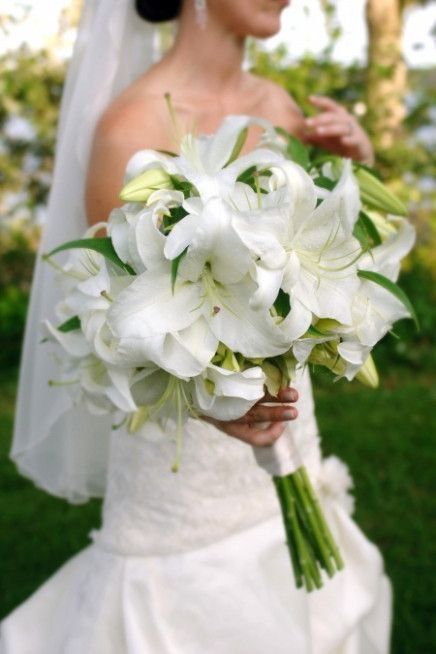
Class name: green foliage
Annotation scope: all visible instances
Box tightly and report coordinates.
[0,48,64,220]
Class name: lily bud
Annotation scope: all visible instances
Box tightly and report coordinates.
[365,211,398,241]
[355,354,379,388]
[314,319,341,333]
[354,167,407,217]
[308,343,346,376]
[119,168,172,202]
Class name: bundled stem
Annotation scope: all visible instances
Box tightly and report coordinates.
[273,466,344,592]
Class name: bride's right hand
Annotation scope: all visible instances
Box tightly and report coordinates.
[200,387,299,447]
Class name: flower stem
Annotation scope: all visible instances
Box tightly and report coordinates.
[273,466,344,592]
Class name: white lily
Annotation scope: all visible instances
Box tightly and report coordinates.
[279,160,362,328]
[175,115,282,202]
[343,217,416,347]
[116,317,218,379]
[44,319,137,414]
[107,205,147,274]
[191,364,265,421]
[107,263,289,360]
[165,196,252,285]
[232,159,362,342]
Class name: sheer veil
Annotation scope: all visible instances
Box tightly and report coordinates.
[11,0,162,502]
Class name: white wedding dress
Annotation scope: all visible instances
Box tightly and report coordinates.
[1,368,392,653]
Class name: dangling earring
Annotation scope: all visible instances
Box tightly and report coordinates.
[195,0,207,28]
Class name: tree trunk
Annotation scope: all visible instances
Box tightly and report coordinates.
[366,0,407,150]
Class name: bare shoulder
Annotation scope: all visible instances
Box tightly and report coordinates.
[94,89,173,152]
[85,90,172,225]
[248,74,306,137]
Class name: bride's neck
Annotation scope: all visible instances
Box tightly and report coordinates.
[164,3,246,96]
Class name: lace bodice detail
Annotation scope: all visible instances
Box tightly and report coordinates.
[92,369,324,556]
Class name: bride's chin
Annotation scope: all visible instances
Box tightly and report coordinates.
[247,18,283,39]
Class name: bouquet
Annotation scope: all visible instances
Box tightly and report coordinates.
[43,115,416,592]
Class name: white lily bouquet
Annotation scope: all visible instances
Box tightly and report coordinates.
[43,115,416,592]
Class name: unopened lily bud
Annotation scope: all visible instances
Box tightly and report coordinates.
[355,354,379,388]
[366,211,398,241]
[308,343,346,376]
[314,319,341,333]
[354,167,407,217]
[119,168,172,202]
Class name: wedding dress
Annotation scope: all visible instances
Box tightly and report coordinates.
[1,367,392,653]
[1,2,392,652]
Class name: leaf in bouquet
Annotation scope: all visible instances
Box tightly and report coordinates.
[353,211,382,249]
[169,175,194,195]
[57,315,81,333]
[274,289,291,318]
[171,247,188,292]
[224,127,248,166]
[156,149,177,157]
[236,165,258,187]
[274,127,311,171]
[286,136,311,171]
[313,175,337,192]
[357,269,419,329]
[161,206,188,234]
[45,237,135,275]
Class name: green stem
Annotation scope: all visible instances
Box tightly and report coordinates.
[291,470,336,577]
[285,476,323,590]
[280,475,317,592]
[299,467,344,571]
[273,477,303,589]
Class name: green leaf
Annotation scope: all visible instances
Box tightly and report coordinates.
[353,211,382,249]
[45,237,135,275]
[314,175,337,192]
[274,127,311,171]
[169,175,193,195]
[225,127,248,166]
[236,165,257,186]
[162,206,188,233]
[171,247,188,292]
[357,270,419,329]
[274,289,291,318]
[286,135,310,170]
[57,315,81,333]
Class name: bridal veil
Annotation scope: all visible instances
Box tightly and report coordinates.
[11,0,162,502]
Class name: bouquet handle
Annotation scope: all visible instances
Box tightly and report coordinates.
[252,433,344,592]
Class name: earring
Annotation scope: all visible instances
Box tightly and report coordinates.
[195,0,207,28]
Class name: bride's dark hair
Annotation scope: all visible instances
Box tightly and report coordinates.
[135,0,181,22]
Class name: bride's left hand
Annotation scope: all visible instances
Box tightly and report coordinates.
[304,95,374,165]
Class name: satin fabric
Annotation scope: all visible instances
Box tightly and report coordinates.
[1,506,391,654]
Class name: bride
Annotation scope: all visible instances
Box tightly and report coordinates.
[1,0,391,652]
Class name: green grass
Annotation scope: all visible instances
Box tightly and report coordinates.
[1,365,435,653]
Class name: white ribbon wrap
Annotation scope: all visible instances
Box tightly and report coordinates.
[252,429,302,477]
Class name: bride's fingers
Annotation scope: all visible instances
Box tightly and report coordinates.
[235,403,298,424]
[261,387,299,403]
[224,420,287,447]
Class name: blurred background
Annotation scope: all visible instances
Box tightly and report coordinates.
[0,1,435,651]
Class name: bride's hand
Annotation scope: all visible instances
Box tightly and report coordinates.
[201,387,299,447]
[304,95,374,165]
